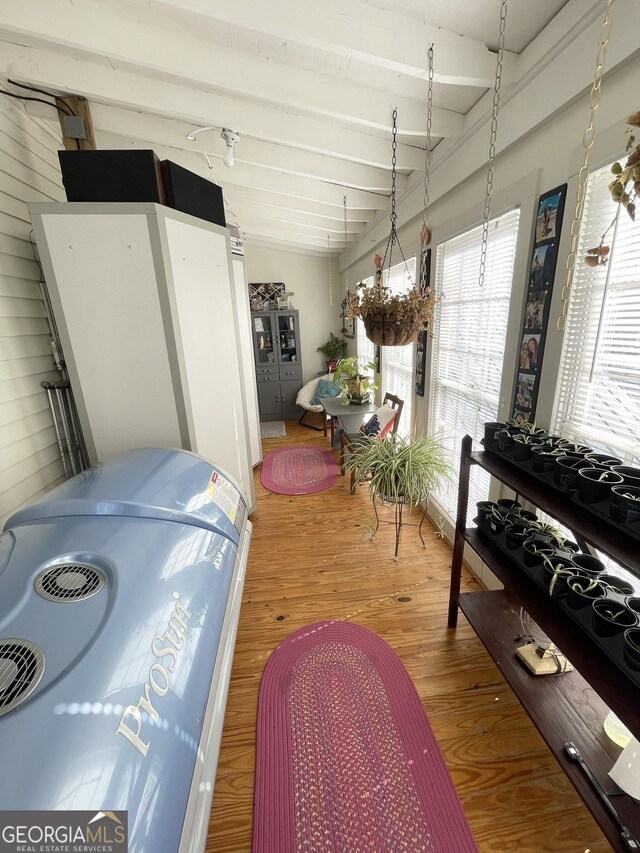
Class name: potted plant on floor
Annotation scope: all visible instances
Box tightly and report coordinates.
[332,356,377,404]
[316,333,348,373]
[343,431,452,510]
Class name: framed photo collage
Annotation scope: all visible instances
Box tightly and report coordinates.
[511,185,567,424]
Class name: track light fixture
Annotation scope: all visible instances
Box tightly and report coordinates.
[221,128,239,168]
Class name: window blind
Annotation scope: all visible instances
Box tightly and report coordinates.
[429,209,521,520]
[356,311,375,379]
[381,257,417,436]
[552,161,640,466]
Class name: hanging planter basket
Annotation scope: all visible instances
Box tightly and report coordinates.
[363,315,421,347]
[344,108,439,349]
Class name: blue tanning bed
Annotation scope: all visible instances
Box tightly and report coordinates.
[0,448,252,852]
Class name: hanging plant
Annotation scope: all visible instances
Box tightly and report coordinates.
[584,111,640,267]
[345,274,438,346]
[344,108,439,347]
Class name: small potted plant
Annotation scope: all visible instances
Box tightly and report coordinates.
[599,574,635,601]
[531,445,565,473]
[554,455,594,491]
[517,422,548,440]
[585,452,622,468]
[331,356,377,404]
[566,576,606,610]
[542,555,575,597]
[623,627,640,671]
[578,467,624,504]
[523,539,555,569]
[592,599,637,638]
[483,422,506,444]
[504,522,533,550]
[570,553,605,579]
[611,486,640,524]
[513,433,546,462]
[316,333,348,372]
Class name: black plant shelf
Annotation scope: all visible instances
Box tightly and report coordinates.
[448,435,640,853]
[479,440,640,573]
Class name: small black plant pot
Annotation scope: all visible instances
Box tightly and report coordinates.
[531,446,564,473]
[515,426,548,443]
[542,557,575,597]
[600,574,635,601]
[514,509,538,524]
[566,577,606,610]
[592,599,637,638]
[577,467,624,504]
[556,442,592,457]
[504,523,533,550]
[483,422,505,443]
[585,453,623,469]
[487,514,508,535]
[496,499,520,512]
[496,430,515,451]
[513,435,546,462]
[570,553,604,578]
[554,456,594,491]
[626,597,640,618]
[611,465,640,488]
[544,435,570,448]
[522,541,555,568]
[610,486,640,524]
[475,501,496,522]
[623,628,640,671]
[552,539,579,557]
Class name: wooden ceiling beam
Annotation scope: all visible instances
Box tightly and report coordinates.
[0,0,462,138]
[90,106,405,194]
[93,130,389,211]
[0,41,423,171]
[150,0,515,87]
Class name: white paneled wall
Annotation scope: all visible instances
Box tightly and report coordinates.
[0,98,65,528]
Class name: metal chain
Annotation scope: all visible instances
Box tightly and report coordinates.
[343,194,349,293]
[422,44,434,235]
[557,0,612,332]
[420,43,434,292]
[327,234,333,306]
[380,108,413,288]
[478,0,508,288]
[390,107,398,234]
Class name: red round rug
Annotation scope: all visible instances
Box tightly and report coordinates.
[253,621,478,853]
[260,445,339,495]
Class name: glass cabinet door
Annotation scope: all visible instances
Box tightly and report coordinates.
[277,313,298,365]
[253,313,276,365]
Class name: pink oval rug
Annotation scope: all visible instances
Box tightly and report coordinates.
[260,446,339,495]
[253,621,478,853]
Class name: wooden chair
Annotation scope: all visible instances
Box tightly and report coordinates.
[339,393,404,494]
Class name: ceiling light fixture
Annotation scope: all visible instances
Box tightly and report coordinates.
[221,128,239,168]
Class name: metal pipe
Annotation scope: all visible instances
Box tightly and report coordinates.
[54,385,77,476]
[41,382,69,479]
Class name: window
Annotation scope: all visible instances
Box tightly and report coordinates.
[552,161,640,465]
[550,160,640,591]
[429,209,521,519]
[381,257,417,436]
[356,314,375,379]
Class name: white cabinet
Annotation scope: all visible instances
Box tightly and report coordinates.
[231,255,262,467]
[30,202,256,511]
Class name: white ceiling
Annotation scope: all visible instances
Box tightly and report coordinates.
[0,0,572,255]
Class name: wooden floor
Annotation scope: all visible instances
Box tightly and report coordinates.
[207,419,610,852]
